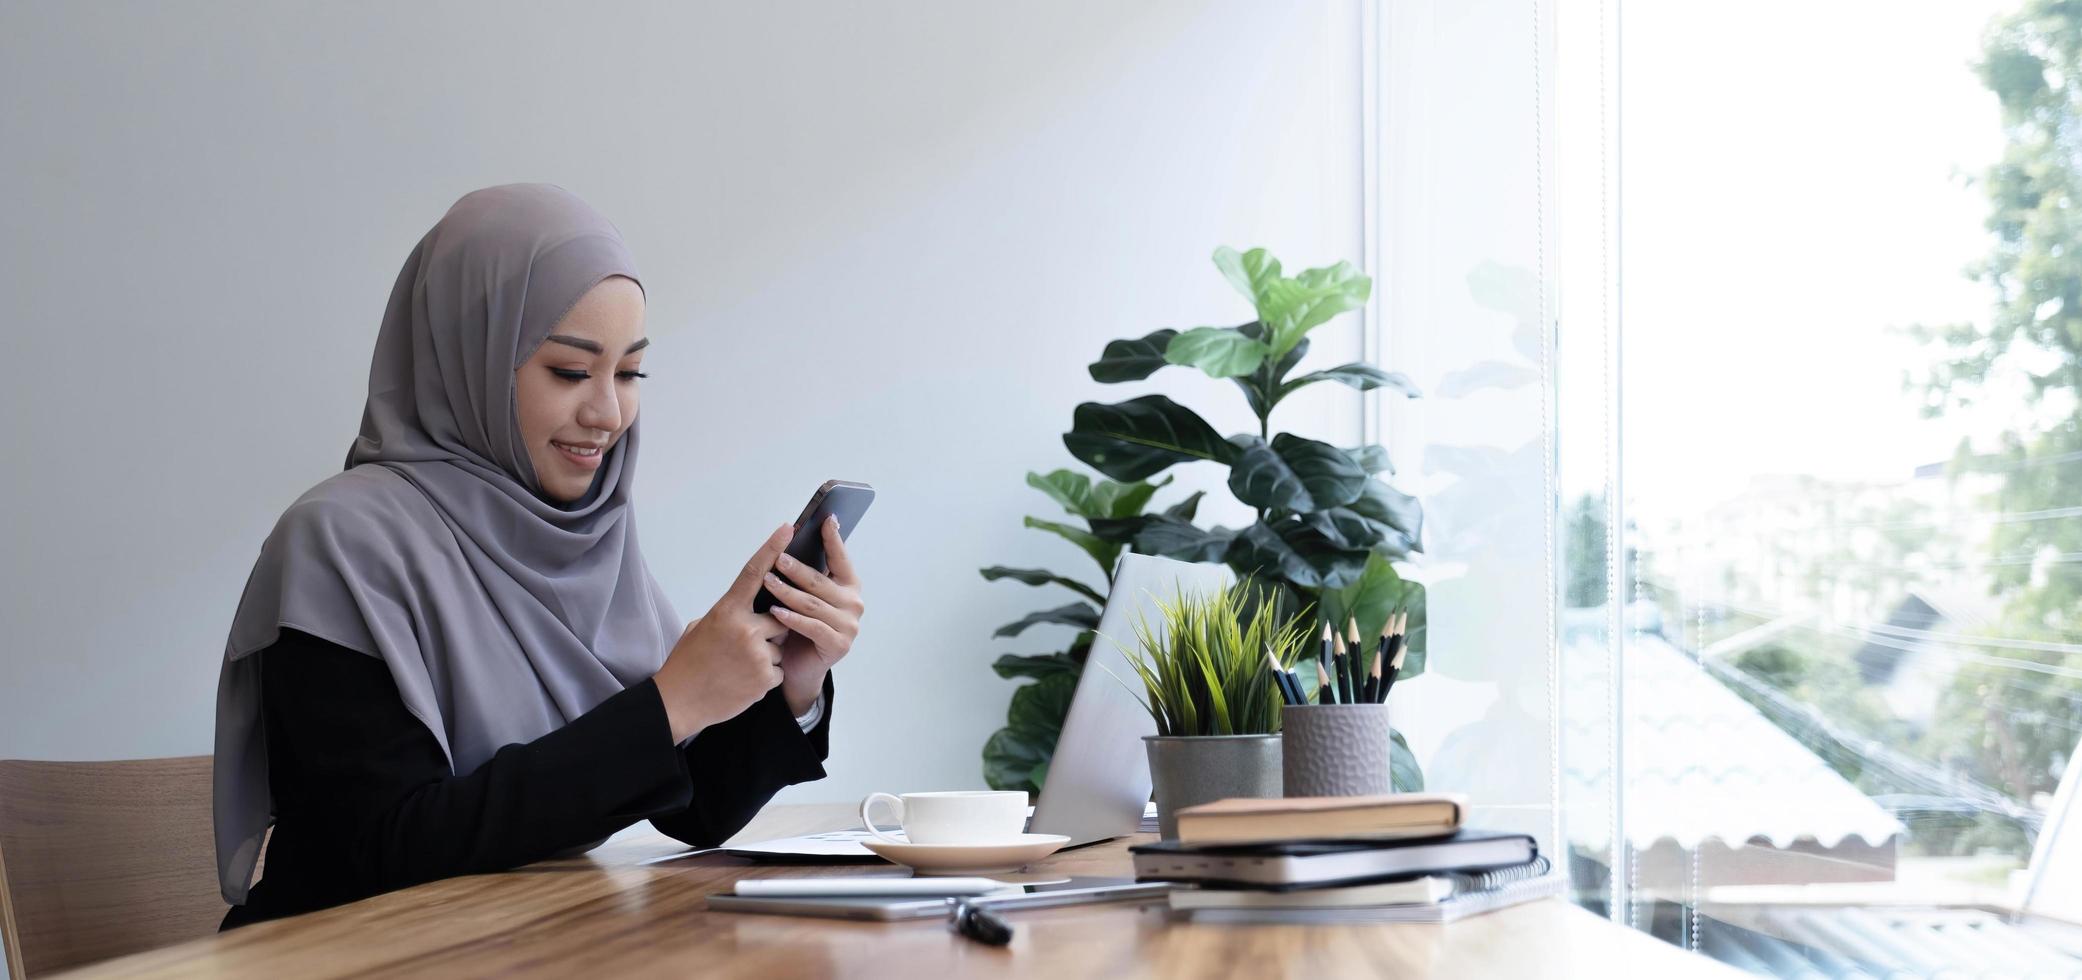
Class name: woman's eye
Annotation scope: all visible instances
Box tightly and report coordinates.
[549,368,646,383]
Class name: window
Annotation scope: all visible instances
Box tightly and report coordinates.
[1377,0,2082,973]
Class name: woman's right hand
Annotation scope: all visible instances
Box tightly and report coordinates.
[652,523,795,743]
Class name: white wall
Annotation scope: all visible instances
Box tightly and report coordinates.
[0,1,1368,816]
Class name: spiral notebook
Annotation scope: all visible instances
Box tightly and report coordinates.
[1177,869,1564,924]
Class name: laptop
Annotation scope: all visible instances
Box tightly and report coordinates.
[653,553,1233,864]
[1028,553,1234,844]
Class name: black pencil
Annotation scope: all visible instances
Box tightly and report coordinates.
[1343,618,1362,706]
[1370,616,1394,704]
[1380,613,1408,702]
[1318,622,1336,703]
[1263,647,1298,705]
[1316,662,1334,706]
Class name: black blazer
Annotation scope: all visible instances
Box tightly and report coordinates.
[221,627,832,929]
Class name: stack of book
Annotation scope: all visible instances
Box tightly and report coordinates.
[1132,794,1563,924]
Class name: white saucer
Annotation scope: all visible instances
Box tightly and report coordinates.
[861,834,1072,875]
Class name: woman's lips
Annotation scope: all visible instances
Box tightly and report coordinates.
[552,441,604,470]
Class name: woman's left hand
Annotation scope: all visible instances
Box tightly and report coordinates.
[762,515,864,717]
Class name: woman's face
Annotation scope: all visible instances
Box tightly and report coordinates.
[514,275,648,503]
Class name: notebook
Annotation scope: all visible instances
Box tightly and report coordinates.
[1176,872,1565,924]
[1131,830,1537,889]
[1166,856,1552,910]
[1174,793,1466,846]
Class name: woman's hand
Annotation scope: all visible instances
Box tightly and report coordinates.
[651,524,794,743]
[762,515,864,716]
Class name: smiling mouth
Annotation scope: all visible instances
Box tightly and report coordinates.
[552,440,607,468]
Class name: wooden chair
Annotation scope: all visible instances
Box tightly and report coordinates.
[0,757,224,977]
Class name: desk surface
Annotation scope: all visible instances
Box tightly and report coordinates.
[61,804,1738,979]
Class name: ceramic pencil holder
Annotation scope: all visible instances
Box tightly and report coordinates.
[1280,703,1393,797]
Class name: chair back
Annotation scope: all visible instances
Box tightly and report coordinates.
[0,756,222,977]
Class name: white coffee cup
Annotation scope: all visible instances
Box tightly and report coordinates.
[857,790,1027,845]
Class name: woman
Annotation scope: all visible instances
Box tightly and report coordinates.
[211,184,862,928]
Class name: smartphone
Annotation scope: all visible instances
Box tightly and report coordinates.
[705,877,1164,921]
[752,479,875,614]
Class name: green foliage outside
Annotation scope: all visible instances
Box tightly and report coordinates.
[1906,0,2082,834]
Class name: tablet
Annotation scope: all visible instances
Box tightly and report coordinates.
[704,877,1167,921]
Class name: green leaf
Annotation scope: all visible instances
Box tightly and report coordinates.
[1230,323,1310,418]
[1163,491,1205,522]
[1346,480,1425,557]
[1063,395,1232,482]
[1164,326,1270,378]
[1226,433,1368,512]
[1092,474,1171,518]
[1022,516,1121,577]
[1223,521,1370,589]
[983,727,1047,793]
[1134,516,1237,562]
[1334,554,1405,648]
[1390,728,1424,792]
[983,668,1081,791]
[1259,262,1372,357]
[1026,470,1169,521]
[1088,329,1178,383]
[1213,246,1282,307]
[979,566,1104,604]
[1279,363,1421,402]
[1396,580,1427,679]
[991,652,1083,681]
[1007,671,1079,736]
[1297,506,1389,552]
[993,602,1101,638]
[1345,445,1393,475]
[1025,469,1096,515]
[1253,321,1312,383]
[1083,514,1148,543]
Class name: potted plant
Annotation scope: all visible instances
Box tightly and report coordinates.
[1065,246,1429,790]
[1117,579,1312,838]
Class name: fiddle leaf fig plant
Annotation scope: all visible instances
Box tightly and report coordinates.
[983,246,1433,794]
[1071,246,1429,787]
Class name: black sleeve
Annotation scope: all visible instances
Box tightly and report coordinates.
[226,628,828,927]
[649,669,834,848]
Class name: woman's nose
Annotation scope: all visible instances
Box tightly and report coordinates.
[575,380,620,433]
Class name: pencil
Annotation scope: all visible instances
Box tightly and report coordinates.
[1343,618,1362,706]
[1381,614,1408,702]
[1370,616,1394,704]
[1264,647,1296,705]
[1316,662,1334,706]
[1381,645,1407,701]
[1318,622,1337,703]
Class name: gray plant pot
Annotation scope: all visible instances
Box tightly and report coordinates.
[1143,733,1283,840]
[1280,703,1392,797]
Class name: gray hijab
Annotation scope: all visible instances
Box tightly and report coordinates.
[212,183,682,904]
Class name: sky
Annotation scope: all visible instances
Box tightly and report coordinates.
[1566,0,2023,521]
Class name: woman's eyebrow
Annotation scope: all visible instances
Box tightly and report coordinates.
[545,335,650,355]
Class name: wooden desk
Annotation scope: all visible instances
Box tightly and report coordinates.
[59,804,1739,978]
